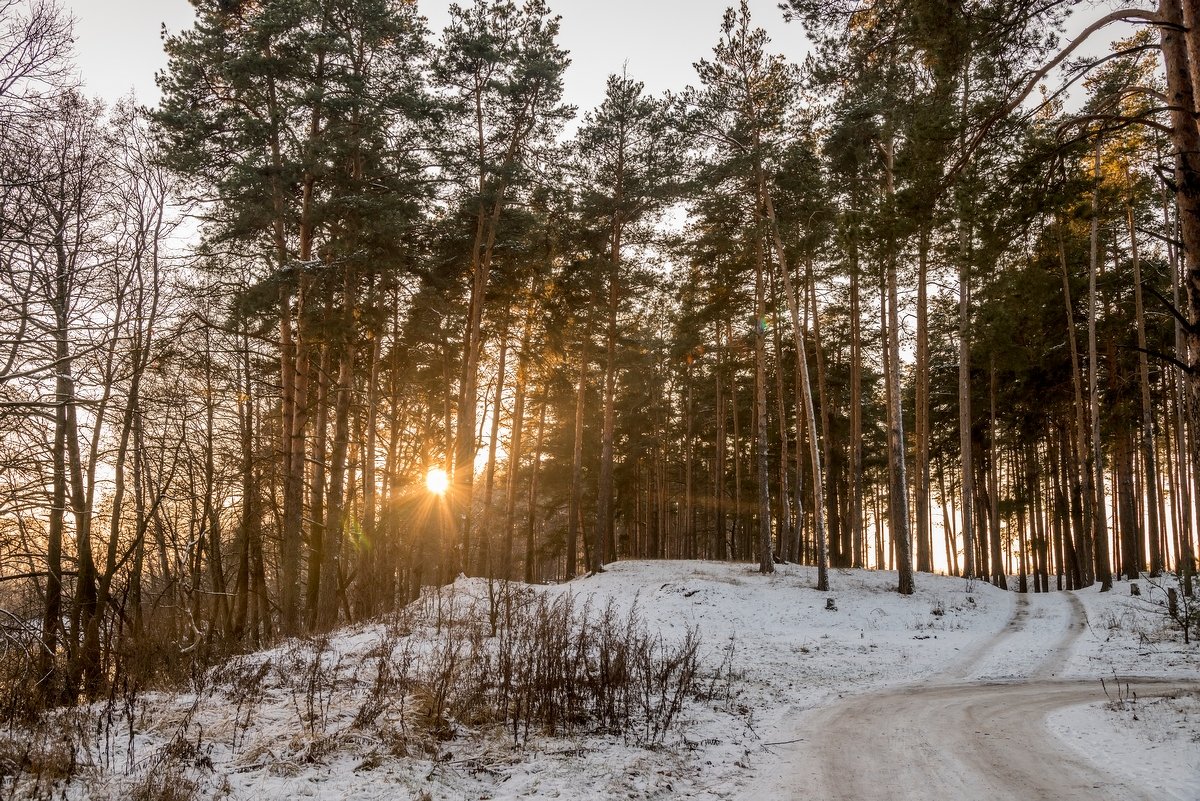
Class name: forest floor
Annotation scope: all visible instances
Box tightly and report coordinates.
[5,561,1198,800]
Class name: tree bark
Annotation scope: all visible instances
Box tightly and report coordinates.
[568,338,592,576]
[958,219,976,579]
[761,176,827,589]
[850,220,865,569]
[883,139,914,595]
[1160,0,1200,593]
[1088,138,1113,590]
[915,226,933,573]
[754,234,774,575]
[1129,202,1164,577]
[1057,221,1096,586]
[525,397,548,583]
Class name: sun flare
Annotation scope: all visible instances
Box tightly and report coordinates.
[425,467,450,495]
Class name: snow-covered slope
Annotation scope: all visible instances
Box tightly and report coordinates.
[4,561,1194,801]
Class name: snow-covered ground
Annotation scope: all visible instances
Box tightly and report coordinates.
[3,561,1196,800]
[1068,577,1200,679]
[1050,685,1200,801]
[1050,578,1200,801]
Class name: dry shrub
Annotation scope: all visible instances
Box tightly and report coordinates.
[277,637,343,734]
[371,583,705,745]
[0,725,79,800]
[128,764,200,801]
[0,607,52,722]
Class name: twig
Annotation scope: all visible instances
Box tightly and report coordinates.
[761,737,804,747]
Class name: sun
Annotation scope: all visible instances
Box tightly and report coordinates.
[425,467,450,495]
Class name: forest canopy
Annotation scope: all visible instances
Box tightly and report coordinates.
[1,0,1198,709]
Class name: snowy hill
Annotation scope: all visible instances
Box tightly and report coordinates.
[2,561,1196,800]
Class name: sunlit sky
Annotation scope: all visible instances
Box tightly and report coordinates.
[65,0,811,112]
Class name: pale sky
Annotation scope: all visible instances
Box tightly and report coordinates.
[64,0,811,113]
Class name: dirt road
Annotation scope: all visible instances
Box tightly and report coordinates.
[753,591,1198,801]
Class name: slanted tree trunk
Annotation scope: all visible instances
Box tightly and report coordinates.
[938,460,958,576]
[761,172,827,589]
[808,259,835,570]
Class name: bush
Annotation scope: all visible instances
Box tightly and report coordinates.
[367,583,706,745]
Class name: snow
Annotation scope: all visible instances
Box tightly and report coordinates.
[1050,687,1200,801]
[3,561,1196,800]
[1049,576,1200,801]
[1066,577,1200,679]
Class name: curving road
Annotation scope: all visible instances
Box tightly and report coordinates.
[752,592,1199,801]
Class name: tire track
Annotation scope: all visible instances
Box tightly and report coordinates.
[745,591,1190,801]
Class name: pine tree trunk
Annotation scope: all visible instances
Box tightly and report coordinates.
[770,268,793,561]
[883,140,914,595]
[318,340,353,630]
[504,303,534,580]
[915,226,933,573]
[686,359,698,559]
[1050,428,1069,590]
[1129,202,1164,577]
[730,318,743,562]
[715,321,728,560]
[1088,138,1113,590]
[958,210,976,579]
[988,359,1007,589]
[357,304,383,617]
[754,236,774,575]
[1116,425,1141,579]
[974,442,990,581]
[307,344,331,630]
[851,222,865,569]
[525,397,547,584]
[808,260,835,569]
[1160,0,1199,592]
[478,321,509,577]
[1017,449,1028,594]
[232,324,255,638]
[569,338,592,576]
[1057,221,1096,586]
[598,216,622,567]
[939,460,958,576]
[761,176,826,588]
